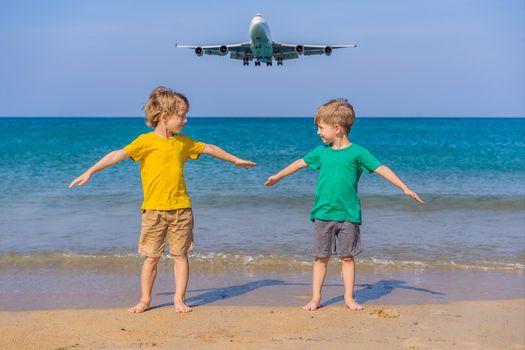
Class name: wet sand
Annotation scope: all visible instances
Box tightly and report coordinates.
[1,268,524,311]
[1,299,523,349]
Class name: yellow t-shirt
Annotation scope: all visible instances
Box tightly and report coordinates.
[123,132,206,210]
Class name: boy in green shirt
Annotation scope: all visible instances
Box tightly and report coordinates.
[265,99,424,311]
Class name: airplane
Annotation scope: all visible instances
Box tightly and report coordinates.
[176,14,356,66]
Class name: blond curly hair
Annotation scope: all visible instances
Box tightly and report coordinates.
[143,86,190,127]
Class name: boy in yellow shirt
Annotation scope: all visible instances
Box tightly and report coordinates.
[69,87,255,313]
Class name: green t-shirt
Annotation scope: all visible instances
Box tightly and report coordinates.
[303,143,382,224]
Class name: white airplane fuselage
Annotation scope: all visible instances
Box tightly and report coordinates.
[249,15,273,63]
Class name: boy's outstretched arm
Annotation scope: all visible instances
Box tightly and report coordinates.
[68,149,130,188]
[201,144,256,169]
[265,159,308,186]
[374,165,424,204]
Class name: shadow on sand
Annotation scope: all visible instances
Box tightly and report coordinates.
[322,279,445,307]
[151,278,444,310]
[152,279,286,309]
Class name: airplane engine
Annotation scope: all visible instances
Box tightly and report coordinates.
[219,45,228,56]
[195,47,203,56]
[295,45,304,55]
[324,46,332,56]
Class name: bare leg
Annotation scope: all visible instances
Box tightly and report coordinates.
[303,257,330,311]
[340,256,363,311]
[129,256,160,313]
[173,254,192,313]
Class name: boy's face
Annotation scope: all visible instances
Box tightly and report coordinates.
[316,121,340,143]
[164,104,188,133]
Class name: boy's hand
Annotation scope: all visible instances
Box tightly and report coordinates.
[264,175,281,186]
[234,159,256,169]
[68,172,92,188]
[404,189,424,204]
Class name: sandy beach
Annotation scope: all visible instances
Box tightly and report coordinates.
[1,299,523,349]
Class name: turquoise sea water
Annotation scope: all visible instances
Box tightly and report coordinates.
[0,117,524,272]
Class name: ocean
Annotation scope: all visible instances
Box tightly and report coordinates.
[0,117,524,275]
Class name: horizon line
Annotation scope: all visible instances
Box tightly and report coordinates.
[1,115,524,119]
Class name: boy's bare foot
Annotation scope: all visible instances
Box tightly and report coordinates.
[174,300,192,313]
[128,301,150,313]
[345,298,364,311]
[303,299,321,311]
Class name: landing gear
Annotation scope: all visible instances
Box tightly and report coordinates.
[250,57,276,67]
[243,51,251,66]
[276,57,283,66]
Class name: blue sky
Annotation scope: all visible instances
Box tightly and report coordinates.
[0,0,523,117]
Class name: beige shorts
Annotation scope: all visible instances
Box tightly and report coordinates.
[138,209,194,257]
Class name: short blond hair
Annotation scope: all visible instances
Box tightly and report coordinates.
[143,86,190,128]
[314,98,355,135]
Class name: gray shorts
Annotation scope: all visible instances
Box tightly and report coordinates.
[311,219,363,258]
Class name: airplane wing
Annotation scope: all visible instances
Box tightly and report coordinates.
[176,42,253,59]
[176,41,356,63]
[272,43,356,60]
